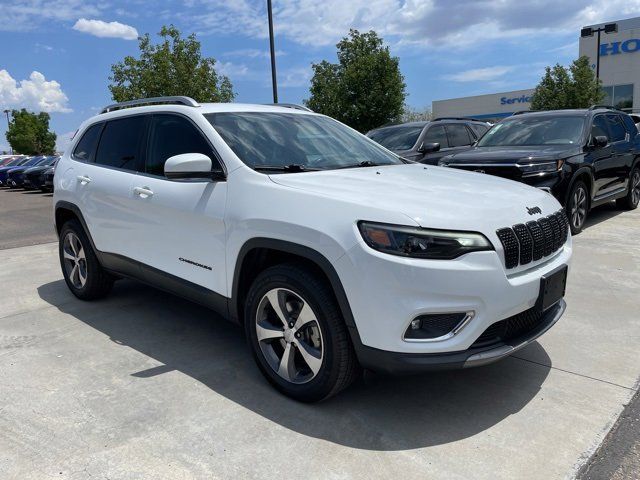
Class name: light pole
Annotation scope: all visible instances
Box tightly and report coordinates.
[3,109,12,155]
[581,22,617,81]
[267,0,278,103]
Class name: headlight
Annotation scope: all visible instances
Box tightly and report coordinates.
[518,159,564,175]
[358,221,493,259]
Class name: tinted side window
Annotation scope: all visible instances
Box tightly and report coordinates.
[72,123,103,161]
[621,114,638,137]
[606,114,626,142]
[422,125,449,148]
[446,124,473,147]
[591,116,609,139]
[469,123,489,138]
[95,116,146,170]
[147,114,219,177]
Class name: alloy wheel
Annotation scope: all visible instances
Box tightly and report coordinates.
[631,170,640,206]
[571,186,587,230]
[255,288,324,384]
[62,232,88,289]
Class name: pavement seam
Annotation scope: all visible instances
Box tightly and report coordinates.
[510,354,639,392]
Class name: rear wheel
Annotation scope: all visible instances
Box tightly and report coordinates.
[567,180,589,235]
[616,166,640,210]
[244,263,360,402]
[59,219,114,300]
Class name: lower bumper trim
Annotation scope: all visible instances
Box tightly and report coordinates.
[351,300,566,374]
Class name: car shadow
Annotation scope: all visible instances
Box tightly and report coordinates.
[37,278,552,451]
[583,202,625,230]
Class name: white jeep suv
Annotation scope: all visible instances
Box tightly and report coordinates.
[54,97,572,402]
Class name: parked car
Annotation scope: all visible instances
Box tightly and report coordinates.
[0,157,32,186]
[41,165,56,192]
[439,107,640,234]
[54,97,571,402]
[23,156,59,189]
[6,156,49,188]
[366,118,491,164]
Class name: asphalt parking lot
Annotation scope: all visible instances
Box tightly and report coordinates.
[0,187,639,479]
[0,188,56,250]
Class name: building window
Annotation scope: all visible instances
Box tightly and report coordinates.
[602,84,634,111]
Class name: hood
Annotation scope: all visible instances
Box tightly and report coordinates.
[268,163,561,232]
[24,165,50,174]
[444,145,581,164]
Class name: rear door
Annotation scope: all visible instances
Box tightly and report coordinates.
[125,113,228,295]
[72,116,147,256]
[602,114,630,194]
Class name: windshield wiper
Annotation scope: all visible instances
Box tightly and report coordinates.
[253,164,322,173]
[335,160,382,169]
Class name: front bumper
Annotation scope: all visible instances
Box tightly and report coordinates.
[352,300,565,373]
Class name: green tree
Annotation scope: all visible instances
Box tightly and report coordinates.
[305,29,406,132]
[109,25,235,103]
[5,109,56,155]
[531,56,604,110]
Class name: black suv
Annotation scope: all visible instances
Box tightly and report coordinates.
[440,107,640,234]
[366,118,490,164]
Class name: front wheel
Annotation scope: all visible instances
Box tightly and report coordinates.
[244,264,360,402]
[59,219,114,300]
[616,167,640,210]
[566,180,589,235]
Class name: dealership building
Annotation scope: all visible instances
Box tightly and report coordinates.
[432,16,640,122]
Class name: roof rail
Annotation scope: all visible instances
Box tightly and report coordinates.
[267,103,313,112]
[588,104,623,112]
[100,96,200,114]
[432,116,485,122]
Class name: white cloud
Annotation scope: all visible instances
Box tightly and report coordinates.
[0,70,71,113]
[72,18,138,40]
[178,0,640,48]
[279,66,312,88]
[443,66,514,82]
[217,61,250,78]
[224,48,287,59]
[0,0,102,32]
[55,130,76,154]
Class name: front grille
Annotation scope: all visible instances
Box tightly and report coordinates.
[496,209,568,269]
[472,307,543,348]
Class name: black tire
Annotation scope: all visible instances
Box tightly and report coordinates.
[58,219,114,300]
[616,166,640,210]
[244,263,360,402]
[566,180,589,235]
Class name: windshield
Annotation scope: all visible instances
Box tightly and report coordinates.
[367,125,423,151]
[477,116,585,147]
[23,157,44,166]
[206,112,403,171]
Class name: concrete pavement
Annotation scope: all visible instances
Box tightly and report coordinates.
[0,204,639,479]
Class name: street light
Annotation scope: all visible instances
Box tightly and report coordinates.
[581,22,618,81]
[267,0,278,103]
[3,109,12,155]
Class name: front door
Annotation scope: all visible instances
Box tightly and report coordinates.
[125,113,228,296]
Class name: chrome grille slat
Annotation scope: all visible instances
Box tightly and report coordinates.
[496,210,569,269]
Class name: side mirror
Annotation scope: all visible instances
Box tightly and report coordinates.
[164,153,223,181]
[418,142,440,154]
[592,135,608,148]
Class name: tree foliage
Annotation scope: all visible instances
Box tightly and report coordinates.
[5,109,56,155]
[109,25,235,103]
[531,56,604,110]
[400,105,432,123]
[305,29,406,132]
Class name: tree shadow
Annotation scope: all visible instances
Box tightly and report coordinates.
[37,279,552,451]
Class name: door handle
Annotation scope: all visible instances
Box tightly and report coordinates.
[134,186,154,198]
[77,175,91,185]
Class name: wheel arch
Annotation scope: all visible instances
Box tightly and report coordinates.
[54,201,98,252]
[231,238,357,333]
[564,167,594,207]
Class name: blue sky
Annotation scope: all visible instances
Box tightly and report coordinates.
[1,0,639,153]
